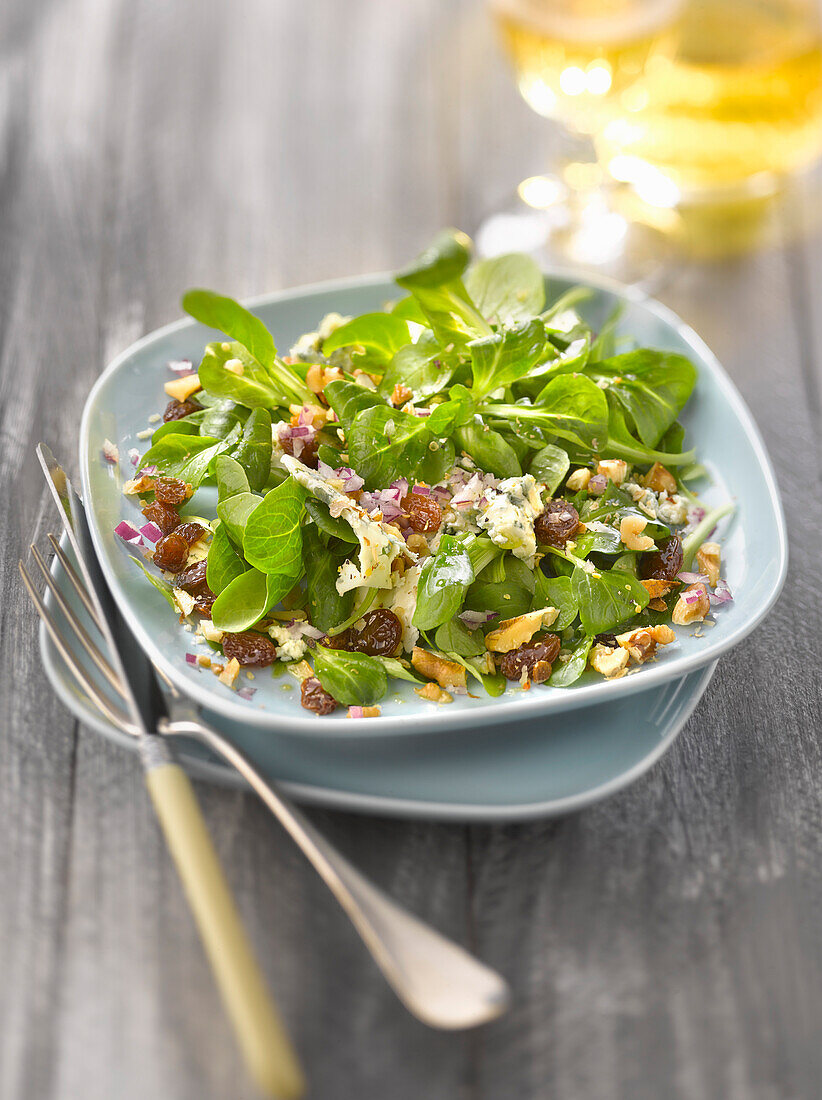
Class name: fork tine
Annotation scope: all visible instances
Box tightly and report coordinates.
[46,533,100,624]
[19,560,136,733]
[29,544,127,701]
[46,532,180,698]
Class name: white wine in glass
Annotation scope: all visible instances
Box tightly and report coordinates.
[481,0,822,270]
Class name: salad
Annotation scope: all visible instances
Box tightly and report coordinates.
[113,229,733,717]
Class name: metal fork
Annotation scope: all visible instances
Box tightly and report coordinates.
[23,536,509,1031]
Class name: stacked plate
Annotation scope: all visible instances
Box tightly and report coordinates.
[41,274,787,821]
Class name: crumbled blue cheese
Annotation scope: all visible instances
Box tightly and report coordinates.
[624,481,689,526]
[268,624,308,662]
[387,563,422,652]
[289,312,351,361]
[476,475,543,561]
[281,455,412,594]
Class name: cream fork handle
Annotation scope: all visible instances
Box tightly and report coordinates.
[161,717,510,1030]
[140,737,305,1099]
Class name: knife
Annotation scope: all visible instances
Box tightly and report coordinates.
[37,444,305,1100]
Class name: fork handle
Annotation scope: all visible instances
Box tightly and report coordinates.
[141,742,304,1099]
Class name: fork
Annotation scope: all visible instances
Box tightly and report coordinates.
[21,543,306,1100]
[23,533,510,1032]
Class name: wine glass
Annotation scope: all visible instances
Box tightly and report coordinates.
[478,0,822,280]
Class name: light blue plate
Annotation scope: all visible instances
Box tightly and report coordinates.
[40,534,717,820]
[78,272,786,736]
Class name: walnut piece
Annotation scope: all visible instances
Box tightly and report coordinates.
[620,514,655,552]
[414,683,454,704]
[391,383,413,407]
[640,578,674,599]
[596,459,628,486]
[122,475,156,495]
[411,647,466,689]
[218,657,240,688]
[406,532,430,557]
[566,467,591,491]
[696,541,722,587]
[163,374,202,402]
[589,643,630,679]
[615,624,676,664]
[306,364,344,395]
[672,583,711,625]
[485,607,559,653]
[642,462,677,494]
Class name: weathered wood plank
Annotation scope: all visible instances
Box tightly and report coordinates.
[0,0,479,1097]
[2,0,822,1098]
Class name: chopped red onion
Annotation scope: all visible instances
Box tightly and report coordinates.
[128,448,140,466]
[237,686,257,701]
[677,571,709,585]
[139,522,163,543]
[139,464,159,477]
[102,439,120,464]
[430,486,451,502]
[710,581,733,605]
[317,459,336,479]
[411,407,431,417]
[115,520,142,545]
[459,610,498,629]
[168,359,194,374]
[336,467,364,492]
[348,706,364,719]
[682,590,703,605]
[412,485,430,496]
[588,474,608,495]
[297,405,315,426]
[289,424,313,438]
[185,653,198,666]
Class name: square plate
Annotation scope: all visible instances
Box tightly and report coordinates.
[79,272,787,736]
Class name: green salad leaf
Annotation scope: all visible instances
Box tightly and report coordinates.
[413,534,475,630]
[464,253,545,323]
[571,565,650,636]
[313,646,388,706]
[243,476,307,578]
[183,288,277,369]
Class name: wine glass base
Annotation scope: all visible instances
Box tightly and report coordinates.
[475,177,673,291]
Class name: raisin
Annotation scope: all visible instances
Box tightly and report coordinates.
[534,500,580,547]
[594,632,618,648]
[320,628,355,651]
[174,559,210,596]
[280,434,319,468]
[154,476,190,505]
[403,492,442,534]
[222,631,278,667]
[351,608,402,657]
[163,398,201,422]
[640,534,683,582]
[193,594,217,616]
[301,677,338,715]
[499,635,561,682]
[152,531,190,573]
[174,522,207,545]
[142,501,180,535]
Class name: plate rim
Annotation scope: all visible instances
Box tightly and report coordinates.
[39,544,719,820]
[78,270,788,736]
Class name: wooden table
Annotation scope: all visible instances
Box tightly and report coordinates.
[2,1,821,1097]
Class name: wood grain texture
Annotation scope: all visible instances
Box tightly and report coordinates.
[0,1,820,1098]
